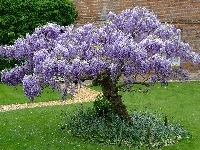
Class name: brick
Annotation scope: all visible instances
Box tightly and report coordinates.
[72,0,200,72]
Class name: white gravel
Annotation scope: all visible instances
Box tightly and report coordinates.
[0,86,100,112]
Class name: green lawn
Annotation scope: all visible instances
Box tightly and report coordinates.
[0,81,200,149]
[120,82,200,150]
[0,83,71,105]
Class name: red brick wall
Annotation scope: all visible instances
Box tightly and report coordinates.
[72,0,200,24]
[72,0,200,72]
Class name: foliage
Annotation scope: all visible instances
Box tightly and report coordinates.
[0,57,23,80]
[0,6,199,102]
[65,106,191,149]
[0,0,77,45]
[93,94,114,117]
[0,0,77,80]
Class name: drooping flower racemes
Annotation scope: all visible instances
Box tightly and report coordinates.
[0,6,200,108]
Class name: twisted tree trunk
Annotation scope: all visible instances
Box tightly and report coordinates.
[100,69,132,124]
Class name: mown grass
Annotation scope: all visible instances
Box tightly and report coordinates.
[0,103,127,150]
[120,81,200,150]
[87,81,200,150]
[0,83,71,105]
[0,81,200,149]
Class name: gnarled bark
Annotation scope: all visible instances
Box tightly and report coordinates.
[100,69,132,124]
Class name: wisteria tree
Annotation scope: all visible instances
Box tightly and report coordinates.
[1,7,200,122]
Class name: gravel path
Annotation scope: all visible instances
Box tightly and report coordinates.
[0,86,100,112]
[2,74,200,113]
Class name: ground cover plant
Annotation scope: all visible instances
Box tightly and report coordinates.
[66,104,191,149]
[65,83,194,149]
[1,6,200,149]
[0,81,200,149]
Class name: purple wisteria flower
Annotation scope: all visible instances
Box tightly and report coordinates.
[22,75,41,102]
[0,6,200,102]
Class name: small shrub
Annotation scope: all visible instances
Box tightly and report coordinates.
[64,107,191,149]
[93,94,114,117]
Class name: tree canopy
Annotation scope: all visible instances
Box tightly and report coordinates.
[1,6,200,106]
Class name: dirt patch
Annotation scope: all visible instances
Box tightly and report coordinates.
[0,86,100,112]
